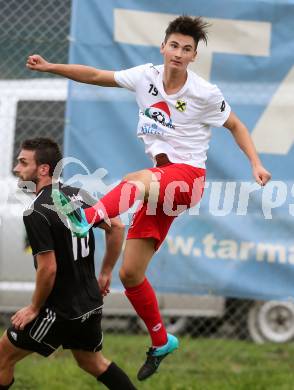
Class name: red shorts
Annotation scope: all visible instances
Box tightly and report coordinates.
[127,163,206,250]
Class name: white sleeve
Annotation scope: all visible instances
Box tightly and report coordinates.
[114,63,151,92]
[202,85,231,127]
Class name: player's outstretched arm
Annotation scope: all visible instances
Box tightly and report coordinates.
[98,218,125,296]
[224,112,271,186]
[26,54,118,87]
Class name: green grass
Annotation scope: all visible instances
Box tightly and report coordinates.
[2,331,294,389]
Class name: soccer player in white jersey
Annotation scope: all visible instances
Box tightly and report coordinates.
[26,15,271,380]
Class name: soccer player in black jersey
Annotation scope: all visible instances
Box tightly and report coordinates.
[0,138,136,390]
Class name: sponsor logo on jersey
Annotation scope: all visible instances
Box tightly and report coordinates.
[175,99,187,112]
[144,101,175,129]
[139,123,164,136]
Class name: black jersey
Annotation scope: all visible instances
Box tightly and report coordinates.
[23,183,103,319]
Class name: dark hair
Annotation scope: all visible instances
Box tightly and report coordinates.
[21,137,62,176]
[164,15,209,48]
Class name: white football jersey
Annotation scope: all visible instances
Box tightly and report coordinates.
[114,63,231,168]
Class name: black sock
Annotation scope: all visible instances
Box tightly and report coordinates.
[97,362,137,390]
[0,378,14,389]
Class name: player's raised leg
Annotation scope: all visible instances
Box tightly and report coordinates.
[120,238,179,381]
[52,169,153,237]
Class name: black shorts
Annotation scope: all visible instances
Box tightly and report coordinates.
[7,306,103,357]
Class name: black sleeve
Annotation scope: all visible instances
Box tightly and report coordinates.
[23,209,54,256]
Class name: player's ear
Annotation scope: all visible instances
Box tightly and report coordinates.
[39,163,50,176]
[160,42,165,54]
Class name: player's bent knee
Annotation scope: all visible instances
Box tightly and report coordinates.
[123,172,141,182]
[76,358,97,375]
[123,170,153,202]
[75,352,110,377]
[123,170,151,186]
[110,218,125,233]
[119,267,141,286]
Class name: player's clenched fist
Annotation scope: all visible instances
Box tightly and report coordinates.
[253,164,272,186]
[26,54,50,72]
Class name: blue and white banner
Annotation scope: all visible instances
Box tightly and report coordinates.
[64,0,294,300]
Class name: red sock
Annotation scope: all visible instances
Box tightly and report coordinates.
[85,181,139,224]
[125,278,167,347]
